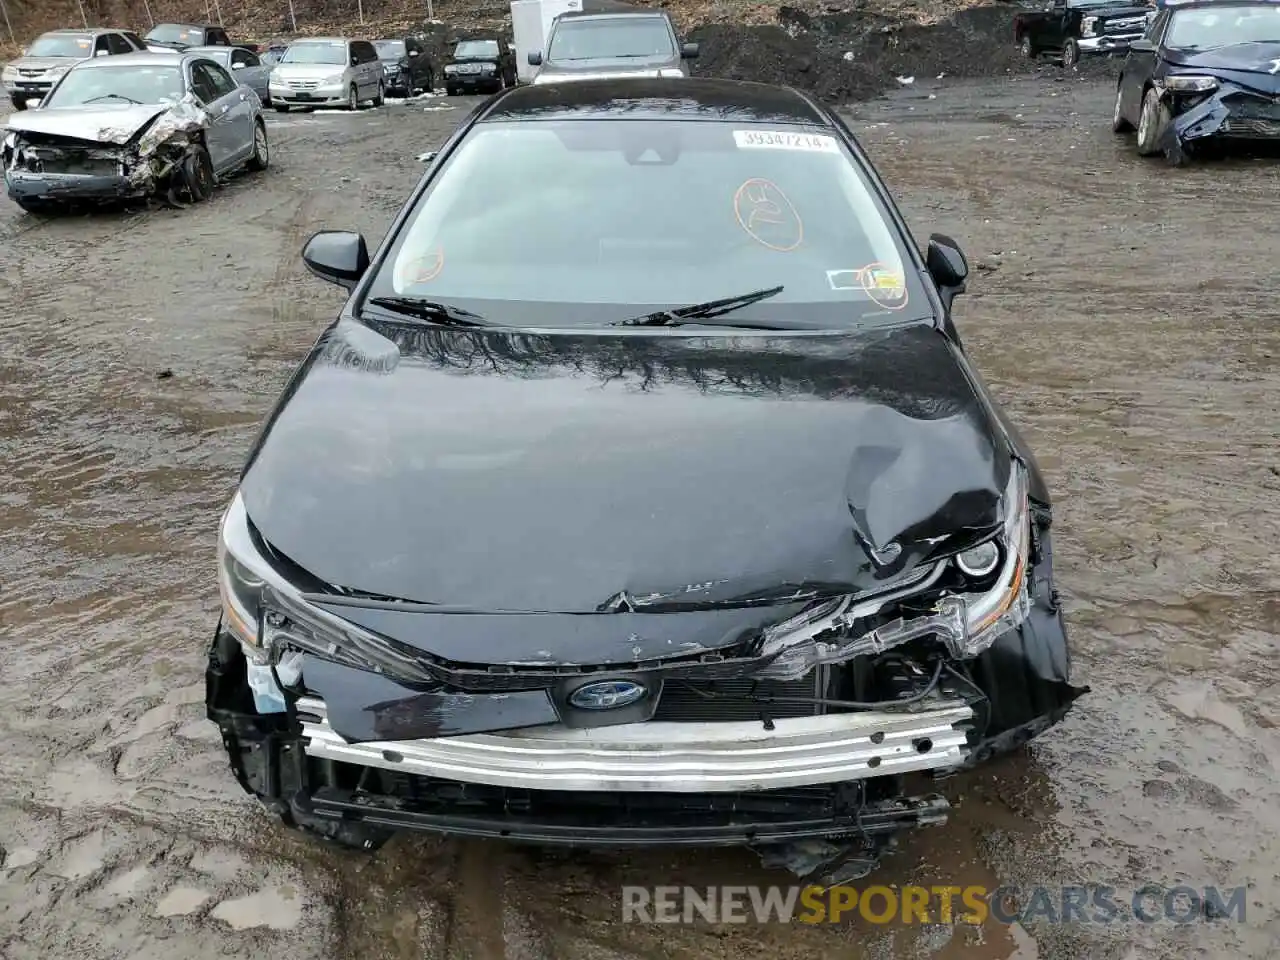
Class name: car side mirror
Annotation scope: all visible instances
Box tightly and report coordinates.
[232,62,245,69]
[302,230,370,291]
[94,48,110,57]
[350,54,360,66]
[681,42,699,59]
[528,50,542,66]
[417,151,437,163]
[1129,38,1155,52]
[926,233,968,304]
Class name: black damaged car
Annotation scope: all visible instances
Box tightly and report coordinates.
[207,77,1087,882]
[1114,0,1280,162]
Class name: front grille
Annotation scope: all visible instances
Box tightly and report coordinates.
[1221,117,1280,137]
[1104,16,1146,31]
[655,667,831,721]
[289,80,320,89]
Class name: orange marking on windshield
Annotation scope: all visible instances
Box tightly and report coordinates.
[733,178,803,252]
[857,261,909,311]
[404,246,445,283]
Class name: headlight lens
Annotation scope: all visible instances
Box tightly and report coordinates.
[323,72,346,84]
[1081,15,1098,36]
[955,539,1001,578]
[955,462,1032,655]
[1,65,17,80]
[1163,75,1219,93]
[217,492,436,683]
[47,63,73,76]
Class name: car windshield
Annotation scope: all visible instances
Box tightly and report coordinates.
[548,18,675,60]
[145,24,201,44]
[44,64,185,106]
[26,33,94,58]
[1166,4,1280,46]
[261,48,285,64]
[454,40,500,57]
[371,120,926,328]
[375,40,407,59]
[281,41,347,64]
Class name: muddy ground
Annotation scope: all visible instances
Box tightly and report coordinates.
[2,75,1279,960]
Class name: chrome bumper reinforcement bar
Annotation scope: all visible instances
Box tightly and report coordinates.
[296,697,973,793]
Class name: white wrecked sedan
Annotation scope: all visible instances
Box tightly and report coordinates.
[2,51,269,213]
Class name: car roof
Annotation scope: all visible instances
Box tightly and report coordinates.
[555,9,669,18]
[292,36,353,44]
[42,27,114,35]
[78,51,186,67]
[151,22,218,28]
[481,77,830,125]
[1163,0,1280,7]
[187,45,234,53]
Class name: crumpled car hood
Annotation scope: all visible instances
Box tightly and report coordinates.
[1166,42,1280,91]
[239,321,1013,614]
[4,103,172,144]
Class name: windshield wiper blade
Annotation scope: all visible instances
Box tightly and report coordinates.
[83,94,143,104]
[365,296,492,328]
[610,285,786,328]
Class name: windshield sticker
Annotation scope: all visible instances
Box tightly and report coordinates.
[733,130,839,153]
[397,246,445,285]
[77,39,91,48]
[827,264,909,310]
[733,178,803,252]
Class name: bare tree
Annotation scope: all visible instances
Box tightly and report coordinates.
[0,0,14,44]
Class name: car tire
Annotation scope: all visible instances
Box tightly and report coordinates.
[247,119,269,172]
[374,80,385,107]
[183,145,216,202]
[1136,86,1169,157]
[347,83,359,110]
[11,96,27,111]
[1112,83,1133,133]
[273,104,290,113]
[1062,37,1080,67]
[1020,35,1037,59]
[445,84,457,96]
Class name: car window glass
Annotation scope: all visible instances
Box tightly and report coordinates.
[232,48,258,67]
[378,120,925,328]
[124,32,146,48]
[189,63,220,102]
[360,42,378,62]
[204,60,239,96]
[548,19,676,60]
[94,35,111,54]
[107,33,132,54]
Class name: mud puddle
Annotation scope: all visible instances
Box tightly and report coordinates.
[1,79,1278,959]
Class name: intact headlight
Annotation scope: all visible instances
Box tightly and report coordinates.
[217,492,436,682]
[1,65,17,80]
[47,63,73,76]
[1162,75,1219,93]
[1081,15,1098,36]
[323,72,346,84]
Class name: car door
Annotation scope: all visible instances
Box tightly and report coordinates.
[91,34,112,60]
[357,41,380,95]
[230,47,268,100]
[191,60,253,171]
[1119,10,1166,119]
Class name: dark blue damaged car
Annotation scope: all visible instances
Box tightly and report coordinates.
[205,77,1088,882]
[1114,0,1280,163]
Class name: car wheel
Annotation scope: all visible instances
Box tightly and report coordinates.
[445,85,457,96]
[1112,83,1133,133]
[1020,35,1037,59]
[247,119,269,172]
[347,83,359,110]
[11,96,27,111]
[1136,86,1170,157]
[374,80,386,107]
[1062,37,1080,67]
[182,145,216,202]
[273,104,290,113]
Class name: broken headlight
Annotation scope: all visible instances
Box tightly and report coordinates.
[753,462,1033,681]
[217,491,436,683]
[1161,75,1219,93]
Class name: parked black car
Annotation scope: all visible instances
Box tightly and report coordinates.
[143,22,236,51]
[442,37,517,95]
[1014,0,1153,64]
[1113,0,1280,162]
[206,77,1087,883]
[374,37,434,96]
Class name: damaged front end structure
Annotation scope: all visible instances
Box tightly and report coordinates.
[3,95,212,209]
[207,462,1088,881]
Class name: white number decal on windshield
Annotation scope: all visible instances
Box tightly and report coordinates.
[733,130,839,153]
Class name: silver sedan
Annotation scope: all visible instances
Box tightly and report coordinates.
[2,51,269,213]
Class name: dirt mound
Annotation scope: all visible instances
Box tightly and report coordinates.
[688,23,884,102]
[691,4,1121,103]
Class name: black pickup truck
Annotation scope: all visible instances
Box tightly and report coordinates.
[1014,0,1153,65]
